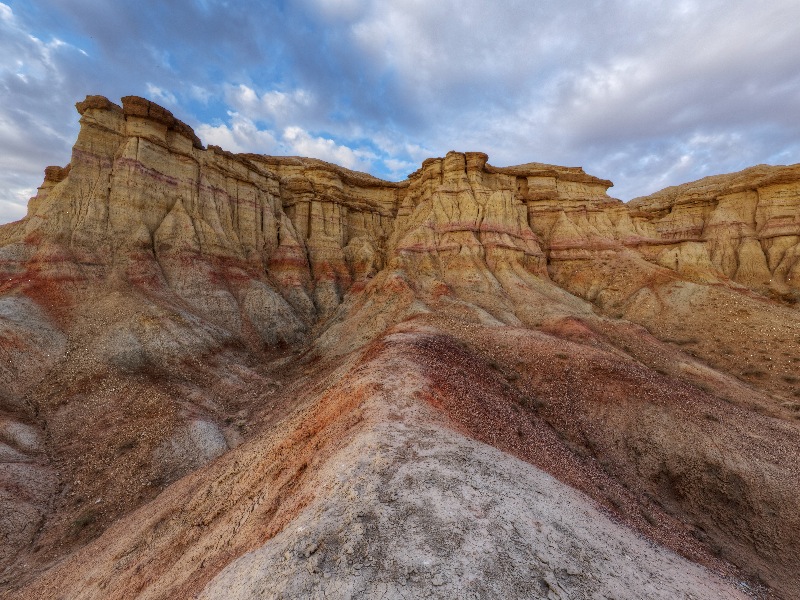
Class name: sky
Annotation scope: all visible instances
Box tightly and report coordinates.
[1,0,800,224]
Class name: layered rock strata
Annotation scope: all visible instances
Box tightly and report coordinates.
[6,95,798,338]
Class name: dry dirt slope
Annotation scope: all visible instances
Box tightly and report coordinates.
[0,95,798,599]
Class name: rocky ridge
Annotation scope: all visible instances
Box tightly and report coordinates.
[0,95,799,599]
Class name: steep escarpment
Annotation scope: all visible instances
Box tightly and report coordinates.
[3,95,405,336]
[1,95,799,599]
[630,165,800,294]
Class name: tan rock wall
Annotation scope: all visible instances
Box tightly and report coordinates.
[2,94,799,344]
[628,165,800,295]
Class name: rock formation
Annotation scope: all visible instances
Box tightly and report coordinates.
[0,95,799,599]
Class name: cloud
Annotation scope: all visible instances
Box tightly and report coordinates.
[0,181,36,223]
[145,83,177,107]
[225,84,316,128]
[2,0,800,224]
[545,4,800,147]
[383,157,417,179]
[195,113,280,154]
[0,2,85,222]
[307,0,800,196]
[195,112,377,173]
[281,126,376,170]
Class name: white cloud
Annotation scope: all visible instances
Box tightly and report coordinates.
[188,84,213,104]
[370,133,432,164]
[309,0,800,196]
[195,113,280,154]
[195,115,379,174]
[146,83,177,107]
[281,126,376,170]
[225,84,315,127]
[383,157,416,178]
[0,4,81,224]
[0,189,33,223]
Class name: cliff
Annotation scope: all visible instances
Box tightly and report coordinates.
[1,96,799,600]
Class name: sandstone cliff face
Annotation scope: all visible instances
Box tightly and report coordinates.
[1,96,799,600]
[3,96,412,344]
[628,165,800,294]
[7,95,798,339]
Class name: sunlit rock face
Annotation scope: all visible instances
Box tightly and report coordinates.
[1,95,799,600]
[5,96,798,338]
[5,95,402,339]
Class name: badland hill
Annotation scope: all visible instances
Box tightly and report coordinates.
[1,95,799,599]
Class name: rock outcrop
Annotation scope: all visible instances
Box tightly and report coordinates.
[1,96,799,600]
